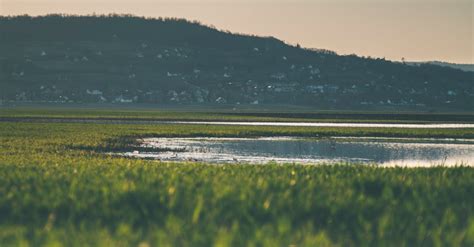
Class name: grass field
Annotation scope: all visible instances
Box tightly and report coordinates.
[2,106,474,123]
[1,108,474,246]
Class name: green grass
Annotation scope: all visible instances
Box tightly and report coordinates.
[2,106,474,123]
[0,120,473,246]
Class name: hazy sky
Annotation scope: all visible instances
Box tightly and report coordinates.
[1,0,472,63]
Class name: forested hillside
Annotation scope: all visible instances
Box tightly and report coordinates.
[1,15,473,110]
[408,61,474,72]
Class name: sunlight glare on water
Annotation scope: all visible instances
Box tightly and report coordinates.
[121,137,474,167]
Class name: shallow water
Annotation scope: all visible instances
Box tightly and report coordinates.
[122,137,474,167]
[2,117,474,128]
[171,121,474,129]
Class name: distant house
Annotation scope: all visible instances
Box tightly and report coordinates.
[305,85,324,93]
[114,95,133,103]
[271,73,286,80]
[447,90,457,96]
[215,97,227,104]
[86,89,103,95]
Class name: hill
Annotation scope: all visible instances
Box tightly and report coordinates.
[408,61,474,73]
[1,15,473,111]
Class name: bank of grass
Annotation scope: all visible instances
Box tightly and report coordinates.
[0,122,474,246]
[2,106,474,123]
[3,122,474,154]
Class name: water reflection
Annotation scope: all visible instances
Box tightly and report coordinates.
[123,137,474,167]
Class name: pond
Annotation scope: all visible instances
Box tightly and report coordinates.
[121,137,474,167]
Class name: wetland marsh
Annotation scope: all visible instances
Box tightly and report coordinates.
[0,108,473,246]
